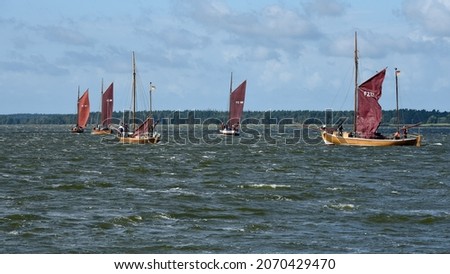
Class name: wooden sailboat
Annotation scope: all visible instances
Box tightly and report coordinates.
[71,87,90,133]
[321,32,421,146]
[219,73,247,136]
[117,52,160,144]
[92,81,114,135]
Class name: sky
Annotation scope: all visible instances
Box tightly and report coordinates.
[1,0,450,114]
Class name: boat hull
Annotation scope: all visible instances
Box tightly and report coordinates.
[70,127,84,133]
[321,131,421,147]
[118,135,161,144]
[91,128,112,135]
[219,129,239,136]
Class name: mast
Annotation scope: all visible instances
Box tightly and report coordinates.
[132,51,136,132]
[149,82,156,116]
[228,72,233,123]
[76,85,80,126]
[353,31,359,133]
[395,68,400,132]
[98,78,103,126]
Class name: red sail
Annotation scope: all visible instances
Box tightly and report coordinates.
[78,89,90,128]
[132,117,153,137]
[356,68,386,138]
[101,83,114,126]
[228,80,246,127]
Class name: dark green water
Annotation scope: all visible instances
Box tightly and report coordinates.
[0,125,448,253]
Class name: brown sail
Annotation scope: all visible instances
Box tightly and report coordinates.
[228,80,246,128]
[77,89,90,129]
[356,68,386,138]
[101,83,113,127]
[132,117,153,138]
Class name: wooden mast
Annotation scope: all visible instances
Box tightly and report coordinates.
[76,85,80,127]
[395,67,400,132]
[132,51,136,133]
[229,72,233,125]
[353,31,359,133]
[149,82,153,116]
[98,78,103,126]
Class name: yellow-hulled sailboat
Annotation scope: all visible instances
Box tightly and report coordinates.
[117,52,160,144]
[321,32,421,147]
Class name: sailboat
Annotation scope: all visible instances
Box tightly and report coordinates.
[321,32,422,146]
[71,87,90,133]
[92,81,114,135]
[219,73,247,136]
[117,52,161,144]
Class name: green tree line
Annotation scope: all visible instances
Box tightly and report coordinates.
[1,109,449,125]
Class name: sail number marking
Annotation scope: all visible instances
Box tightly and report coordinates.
[363,91,375,98]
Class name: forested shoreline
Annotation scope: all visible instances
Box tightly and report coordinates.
[1,109,449,125]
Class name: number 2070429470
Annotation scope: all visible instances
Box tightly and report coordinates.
[255,258,336,270]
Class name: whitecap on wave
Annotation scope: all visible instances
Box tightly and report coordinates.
[239,183,291,189]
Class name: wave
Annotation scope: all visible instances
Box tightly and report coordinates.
[239,183,291,189]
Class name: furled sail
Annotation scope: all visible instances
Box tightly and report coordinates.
[101,83,113,126]
[228,80,246,128]
[356,68,386,138]
[78,89,90,128]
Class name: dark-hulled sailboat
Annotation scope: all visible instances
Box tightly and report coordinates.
[220,73,247,136]
[71,87,90,133]
[92,81,114,135]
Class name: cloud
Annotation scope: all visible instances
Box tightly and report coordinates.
[303,0,349,17]
[403,0,450,37]
[34,25,95,47]
[174,1,322,52]
[0,54,69,76]
[320,31,426,59]
[157,27,211,50]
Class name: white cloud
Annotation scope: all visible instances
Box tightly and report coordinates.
[304,0,348,17]
[403,0,450,37]
[174,1,321,53]
[35,25,94,47]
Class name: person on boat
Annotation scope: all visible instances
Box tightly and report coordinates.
[72,124,81,132]
[118,123,124,136]
[402,127,408,138]
[374,132,385,139]
[394,131,400,139]
[338,125,343,136]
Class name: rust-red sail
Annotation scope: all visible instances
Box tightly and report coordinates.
[101,83,113,126]
[228,80,246,127]
[77,89,90,128]
[356,68,386,138]
[132,117,153,137]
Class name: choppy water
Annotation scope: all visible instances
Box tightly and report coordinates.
[0,125,449,253]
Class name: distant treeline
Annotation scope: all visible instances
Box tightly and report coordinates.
[1,109,449,125]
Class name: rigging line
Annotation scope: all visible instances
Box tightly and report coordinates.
[338,64,354,111]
